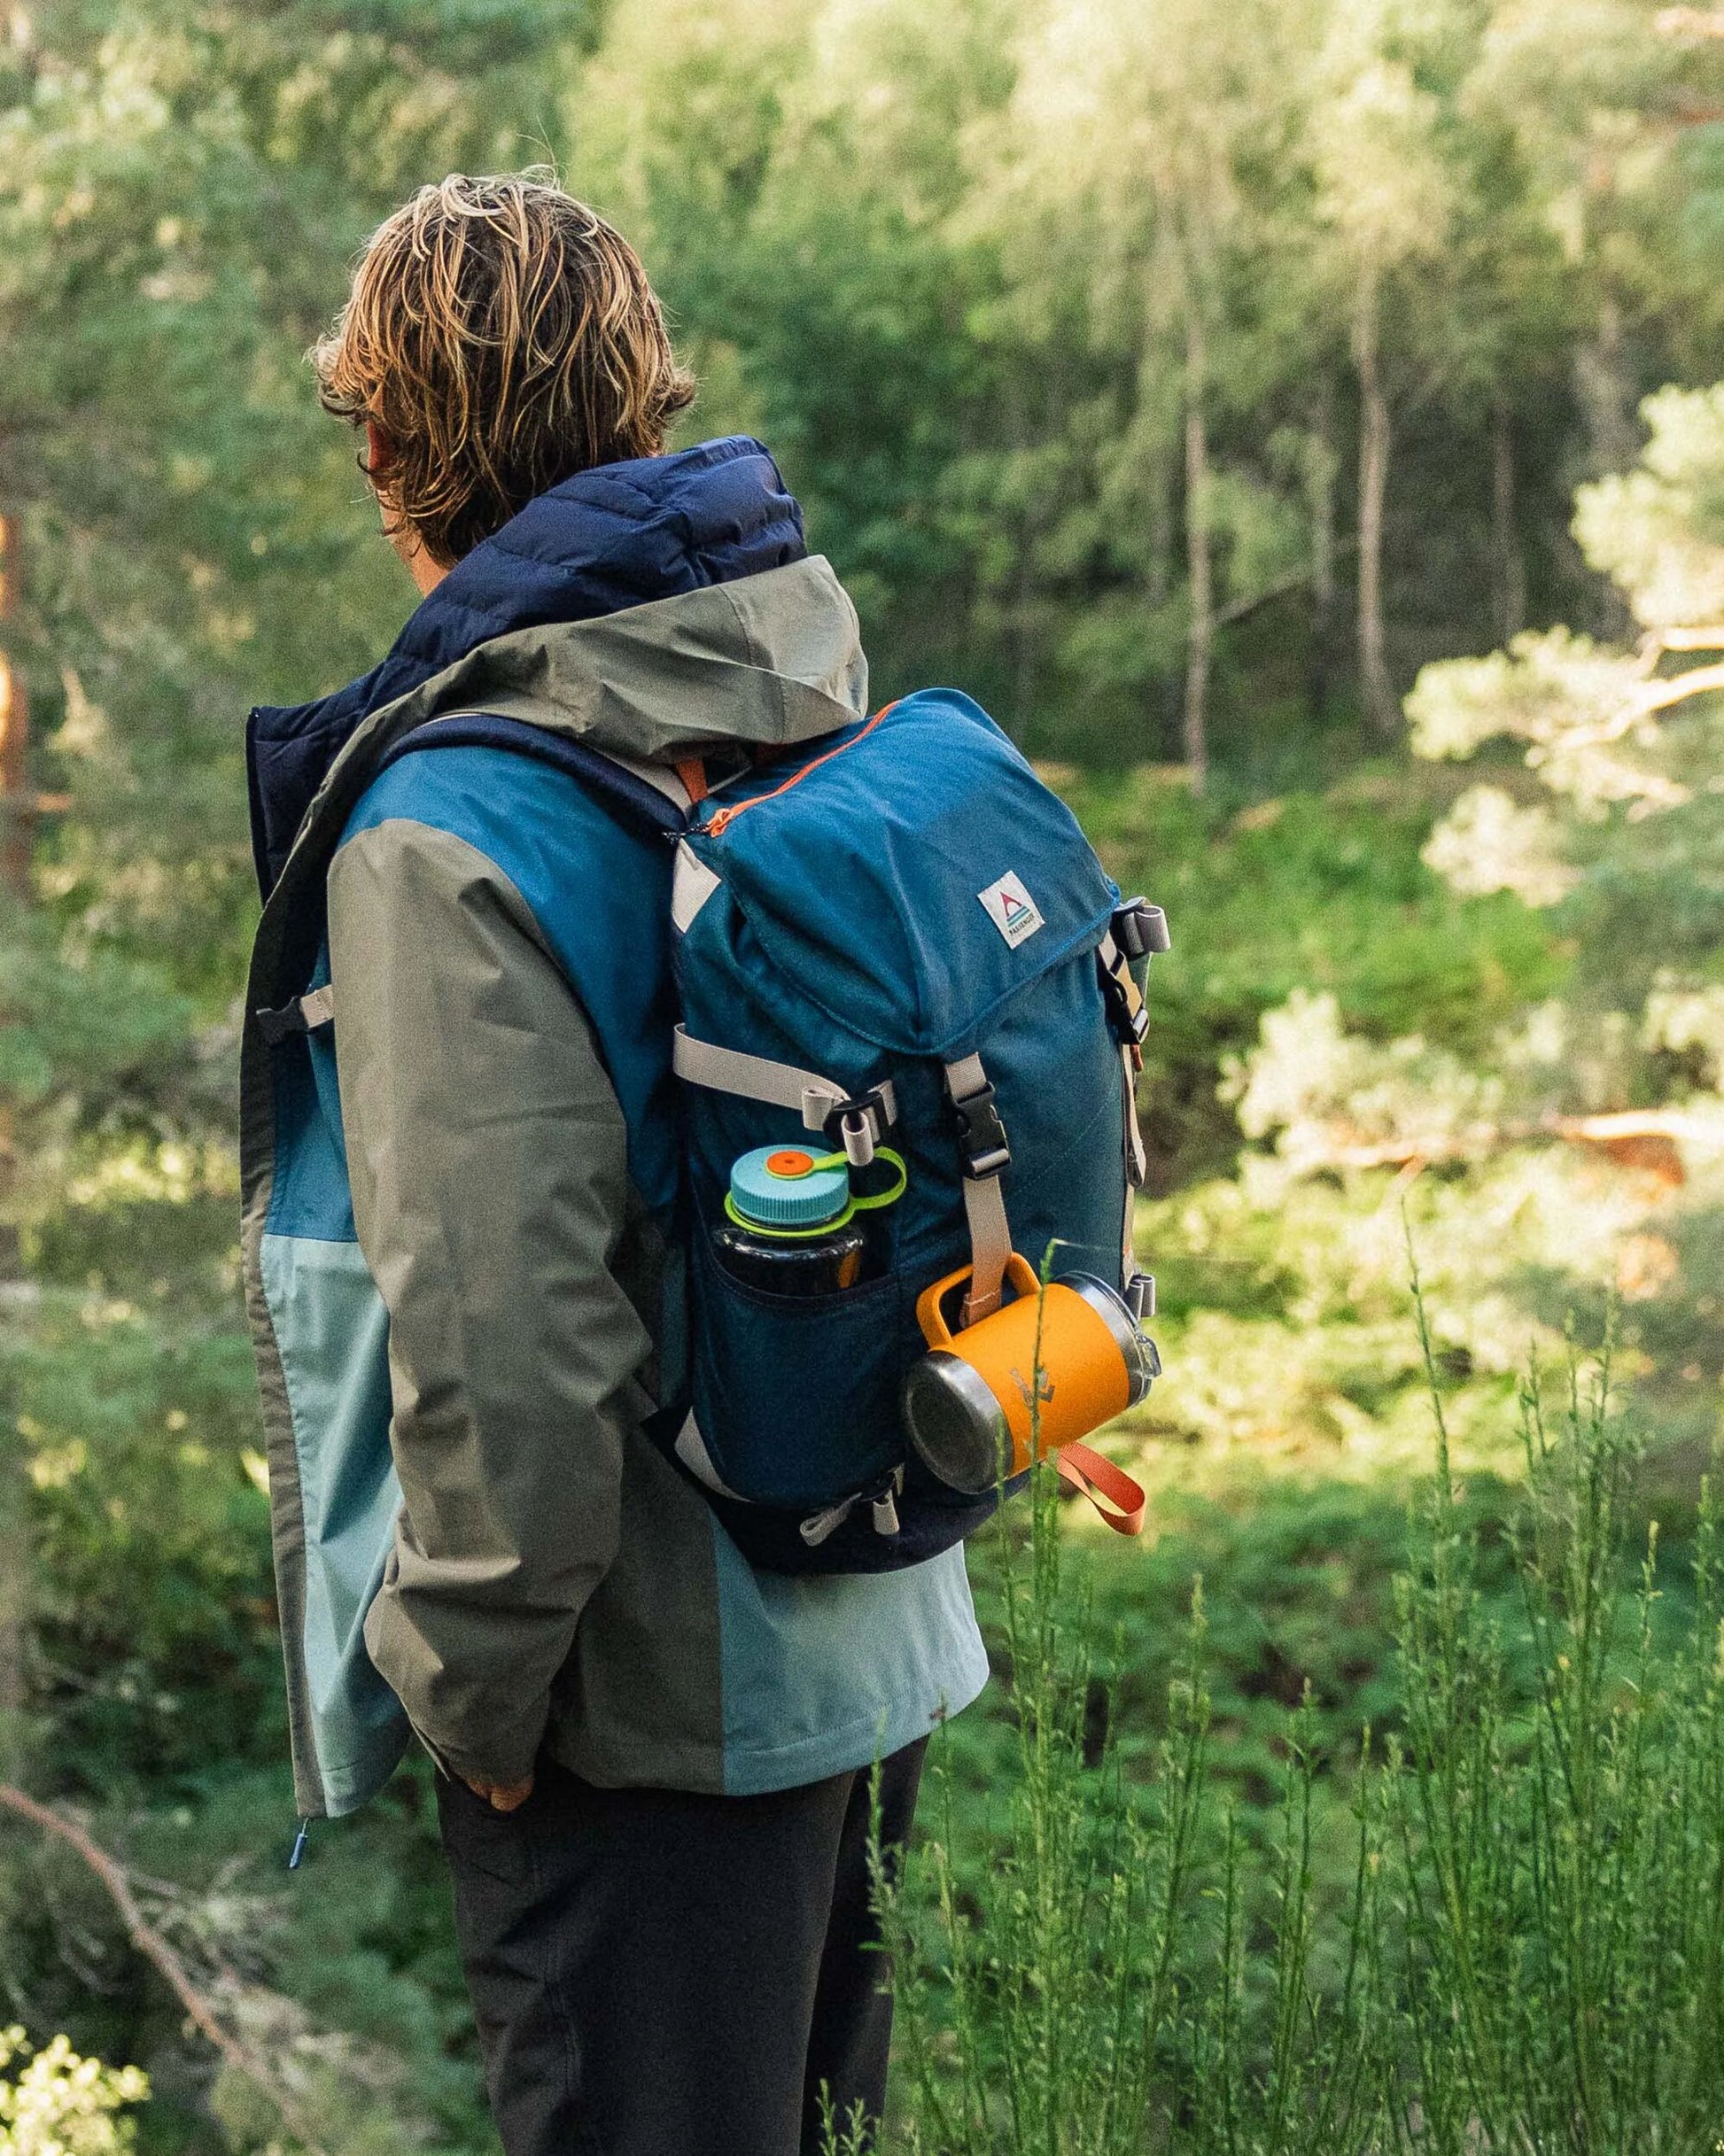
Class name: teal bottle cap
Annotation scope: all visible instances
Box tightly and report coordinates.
[728,1145,850,1229]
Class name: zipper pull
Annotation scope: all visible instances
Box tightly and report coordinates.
[287,1819,310,1871]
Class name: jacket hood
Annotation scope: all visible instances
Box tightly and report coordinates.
[246,434,848,896]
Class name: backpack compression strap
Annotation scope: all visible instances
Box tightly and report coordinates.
[669,1024,1013,1312]
[944,1053,1013,1324]
[1097,931,1151,1189]
[671,1027,900,1167]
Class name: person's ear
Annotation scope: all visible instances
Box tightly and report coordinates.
[365,418,392,485]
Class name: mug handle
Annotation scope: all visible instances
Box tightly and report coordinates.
[915,1252,1042,1346]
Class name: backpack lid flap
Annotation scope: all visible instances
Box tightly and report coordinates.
[686,690,1119,1059]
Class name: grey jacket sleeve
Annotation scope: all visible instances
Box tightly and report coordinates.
[326,815,651,1788]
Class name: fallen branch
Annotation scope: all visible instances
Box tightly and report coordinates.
[0,1783,326,2153]
[1635,658,1724,716]
[1657,6,1724,37]
[1553,1107,1724,1146]
[1283,1105,1724,1177]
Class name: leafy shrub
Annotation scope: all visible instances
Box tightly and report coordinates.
[868,1269,1724,2152]
[0,2028,147,2156]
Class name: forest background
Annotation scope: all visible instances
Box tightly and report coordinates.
[7,0,1724,2147]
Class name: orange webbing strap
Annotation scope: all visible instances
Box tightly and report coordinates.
[1056,1441,1147,1537]
[704,702,898,836]
[674,756,710,805]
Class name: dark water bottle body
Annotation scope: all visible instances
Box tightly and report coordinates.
[710,1218,867,1298]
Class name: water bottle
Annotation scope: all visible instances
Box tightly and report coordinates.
[711,1146,871,1297]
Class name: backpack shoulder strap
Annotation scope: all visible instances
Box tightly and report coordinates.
[375,711,691,841]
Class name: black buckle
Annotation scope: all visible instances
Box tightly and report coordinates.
[822,1087,891,1156]
[1112,898,1170,961]
[255,1001,307,1048]
[1099,958,1150,1047]
[951,1081,1011,1179]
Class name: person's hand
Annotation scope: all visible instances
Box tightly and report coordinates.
[464,1774,534,1813]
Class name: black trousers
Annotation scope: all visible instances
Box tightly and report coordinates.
[436,1738,927,2156]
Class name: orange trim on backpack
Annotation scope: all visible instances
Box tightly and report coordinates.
[704,703,899,836]
[674,756,710,805]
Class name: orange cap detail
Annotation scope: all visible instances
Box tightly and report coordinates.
[765,1149,816,1179]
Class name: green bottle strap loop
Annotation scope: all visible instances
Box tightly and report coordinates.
[722,1147,908,1241]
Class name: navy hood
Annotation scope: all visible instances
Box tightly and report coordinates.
[246,434,806,896]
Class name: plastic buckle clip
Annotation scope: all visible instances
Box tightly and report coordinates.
[255,1002,307,1048]
[1099,960,1151,1047]
[951,1080,1011,1179]
[822,1087,891,1167]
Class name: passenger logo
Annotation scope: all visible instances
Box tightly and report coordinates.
[977,871,1045,949]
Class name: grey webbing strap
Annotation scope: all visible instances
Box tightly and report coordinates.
[1099,932,1150,1190]
[673,1411,746,1501]
[1122,1047,1148,1188]
[960,1175,1013,1324]
[672,1027,898,1160]
[672,841,722,933]
[1121,1049,1142,1277]
[945,1051,1013,1324]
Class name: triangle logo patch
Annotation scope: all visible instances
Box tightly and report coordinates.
[977,870,1046,950]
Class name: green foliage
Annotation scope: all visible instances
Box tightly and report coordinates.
[0,2026,147,2155]
[876,1469,1212,2153]
[1063,767,1565,1186]
[872,1283,1724,2150]
[567,0,1724,761]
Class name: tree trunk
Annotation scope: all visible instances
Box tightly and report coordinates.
[1573,297,1639,638]
[1147,422,1180,759]
[1013,533,1036,737]
[0,520,31,901]
[1007,372,1036,741]
[1182,302,1213,792]
[1491,393,1526,648]
[1354,274,1396,736]
[1308,379,1338,723]
[0,504,28,1763]
[0,1423,27,1773]
[1573,296,1638,477]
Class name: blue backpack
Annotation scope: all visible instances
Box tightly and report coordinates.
[367,688,1164,1574]
[651,688,1165,1572]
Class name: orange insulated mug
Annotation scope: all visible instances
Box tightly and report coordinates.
[901,1253,1157,1517]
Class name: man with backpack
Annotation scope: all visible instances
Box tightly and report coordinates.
[242,173,990,2156]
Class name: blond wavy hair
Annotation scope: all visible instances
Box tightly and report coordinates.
[313,172,696,566]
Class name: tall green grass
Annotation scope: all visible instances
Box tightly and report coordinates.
[861,1273,1724,2152]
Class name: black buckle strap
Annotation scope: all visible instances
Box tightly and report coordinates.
[256,988,335,1048]
[951,1079,1011,1179]
[255,1001,309,1048]
[1099,956,1150,1047]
